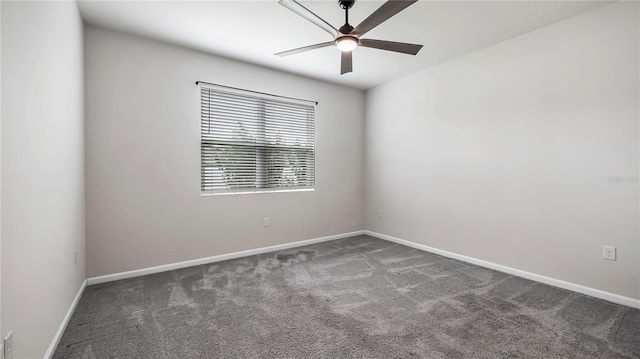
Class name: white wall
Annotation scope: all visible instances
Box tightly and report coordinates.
[0,0,3,341]
[1,1,86,358]
[365,2,640,300]
[85,27,365,277]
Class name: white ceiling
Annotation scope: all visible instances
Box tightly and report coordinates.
[77,0,610,90]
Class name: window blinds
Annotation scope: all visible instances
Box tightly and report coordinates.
[200,84,315,194]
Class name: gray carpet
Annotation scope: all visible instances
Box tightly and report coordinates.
[54,235,640,358]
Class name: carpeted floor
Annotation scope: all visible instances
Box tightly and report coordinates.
[54,235,640,358]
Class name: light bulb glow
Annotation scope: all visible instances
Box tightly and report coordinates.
[335,36,358,52]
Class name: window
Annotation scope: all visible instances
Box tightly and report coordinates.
[200,83,315,194]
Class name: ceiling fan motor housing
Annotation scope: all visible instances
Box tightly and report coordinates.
[339,24,354,35]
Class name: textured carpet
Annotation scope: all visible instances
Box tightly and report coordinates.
[54,235,640,358]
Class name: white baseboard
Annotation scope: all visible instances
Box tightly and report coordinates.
[87,230,365,285]
[365,230,640,309]
[44,279,87,359]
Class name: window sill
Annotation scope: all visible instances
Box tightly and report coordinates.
[201,188,315,196]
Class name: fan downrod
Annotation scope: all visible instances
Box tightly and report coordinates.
[338,0,355,34]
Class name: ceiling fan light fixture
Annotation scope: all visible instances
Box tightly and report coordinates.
[335,36,358,52]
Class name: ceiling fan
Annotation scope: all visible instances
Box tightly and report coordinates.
[276,0,423,75]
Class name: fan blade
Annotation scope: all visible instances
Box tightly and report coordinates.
[276,42,334,57]
[279,0,338,38]
[360,39,423,55]
[352,0,418,36]
[341,51,353,75]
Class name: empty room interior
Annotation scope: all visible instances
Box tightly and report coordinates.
[1,0,639,358]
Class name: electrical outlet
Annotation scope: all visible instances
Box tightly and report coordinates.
[4,331,13,359]
[602,246,616,261]
[263,217,270,227]
[378,209,384,218]
[74,250,78,266]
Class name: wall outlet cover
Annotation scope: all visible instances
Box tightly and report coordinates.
[602,246,616,261]
[4,331,13,359]
[263,217,270,227]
